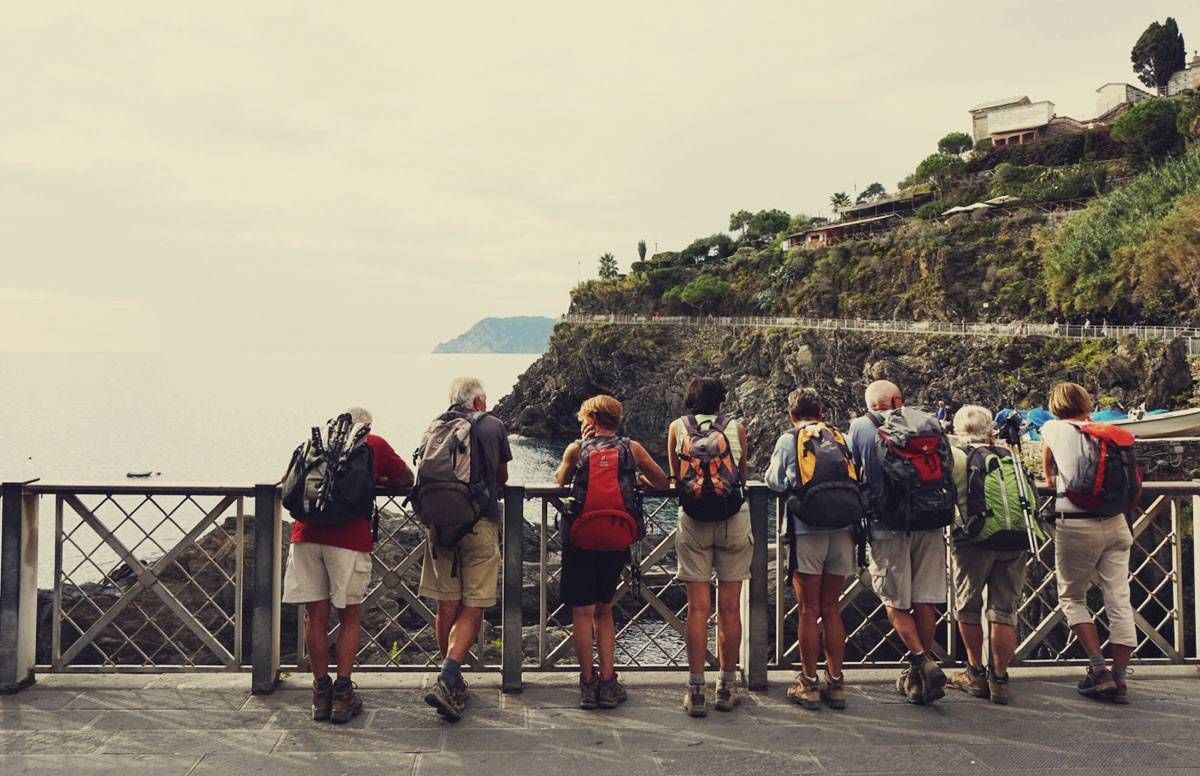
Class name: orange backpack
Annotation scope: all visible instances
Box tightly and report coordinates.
[676,415,744,522]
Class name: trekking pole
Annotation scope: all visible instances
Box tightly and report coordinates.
[1009,448,1038,556]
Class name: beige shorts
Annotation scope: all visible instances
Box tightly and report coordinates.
[675,504,753,583]
[868,529,947,610]
[951,544,1027,627]
[282,542,373,610]
[792,530,856,577]
[418,519,500,608]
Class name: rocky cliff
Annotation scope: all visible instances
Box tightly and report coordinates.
[494,322,1196,473]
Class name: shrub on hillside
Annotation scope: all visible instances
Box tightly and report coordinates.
[990,163,1106,202]
[967,130,1124,172]
[1125,193,1200,321]
[1111,99,1184,166]
[1041,147,1200,317]
[681,233,735,264]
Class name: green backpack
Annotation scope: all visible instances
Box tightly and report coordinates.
[955,445,1046,551]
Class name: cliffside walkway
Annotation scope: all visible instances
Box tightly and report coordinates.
[3,667,1199,775]
[561,314,1200,350]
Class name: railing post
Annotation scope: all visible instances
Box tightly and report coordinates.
[0,483,38,694]
[251,483,282,694]
[746,484,769,690]
[502,485,525,693]
[1194,494,1200,661]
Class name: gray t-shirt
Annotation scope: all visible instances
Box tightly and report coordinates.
[473,413,513,519]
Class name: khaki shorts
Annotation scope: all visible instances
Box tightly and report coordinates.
[951,544,1027,627]
[675,504,753,583]
[868,530,947,610]
[282,542,373,610]
[792,530,856,577]
[418,519,500,608]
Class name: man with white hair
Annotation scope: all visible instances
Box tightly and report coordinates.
[847,380,948,704]
[947,405,1033,705]
[282,406,414,723]
[418,377,512,721]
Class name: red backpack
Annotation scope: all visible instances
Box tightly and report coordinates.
[567,436,644,550]
[1061,422,1142,516]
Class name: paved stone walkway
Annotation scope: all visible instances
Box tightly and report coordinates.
[1,667,1197,775]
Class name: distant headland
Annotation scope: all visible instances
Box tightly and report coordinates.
[433,316,556,354]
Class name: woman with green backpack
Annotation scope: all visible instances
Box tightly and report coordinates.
[947,404,1044,706]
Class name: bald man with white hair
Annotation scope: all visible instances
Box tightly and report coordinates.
[847,379,949,705]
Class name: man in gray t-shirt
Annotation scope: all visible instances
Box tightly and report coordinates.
[419,377,511,721]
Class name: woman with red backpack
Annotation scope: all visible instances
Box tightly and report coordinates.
[554,395,668,710]
[1042,382,1138,704]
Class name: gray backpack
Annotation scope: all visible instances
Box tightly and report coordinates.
[409,407,490,551]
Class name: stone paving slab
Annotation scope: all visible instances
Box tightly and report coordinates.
[0,667,1196,775]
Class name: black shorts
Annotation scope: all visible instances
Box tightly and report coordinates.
[561,546,628,607]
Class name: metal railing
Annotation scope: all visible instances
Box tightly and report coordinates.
[560,313,1200,344]
[2,479,1197,695]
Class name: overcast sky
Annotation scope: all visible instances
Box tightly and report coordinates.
[3,1,1197,352]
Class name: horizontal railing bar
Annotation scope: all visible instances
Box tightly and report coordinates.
[27,482,259,496]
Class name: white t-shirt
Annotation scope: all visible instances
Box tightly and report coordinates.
[1040,419,1090,513]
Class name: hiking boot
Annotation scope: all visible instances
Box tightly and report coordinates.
[330,679,363,724]
[684,683,707,717]
[821,671,846,710]
[424,677,465,722]
[950,664,990,699]
[1077,668,1116,698]
[714,678,742,712]
[597,674,627,709]
[787,673,820,710]
[1111,678,1129,705]
[987,670,1010,705]
[897,666,924,704]
[311,676,333,721]
[919,656,946,704]
[579,674,600,710]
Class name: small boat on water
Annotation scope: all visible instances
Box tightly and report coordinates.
[1109,407,1200,439]
[126,471,160,479]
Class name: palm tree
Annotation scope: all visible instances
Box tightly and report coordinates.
[830,192,851,213]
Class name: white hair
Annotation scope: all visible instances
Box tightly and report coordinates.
[864,380,902,411]
[449,376,486,408]
[344,405,373,426]
[953,405,994,444]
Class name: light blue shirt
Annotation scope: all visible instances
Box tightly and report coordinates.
[764,428,852,536]
[847,414,900,540]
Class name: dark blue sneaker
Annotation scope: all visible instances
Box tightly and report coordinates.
[1077,668,1116,698]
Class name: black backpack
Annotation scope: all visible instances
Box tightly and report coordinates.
[409,407,490,551]
[784,422,866,530]
[869,408,956,531]
[282,413,376,528]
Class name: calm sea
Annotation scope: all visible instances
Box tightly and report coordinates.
[0,353,562,585]
[0,352,560,484]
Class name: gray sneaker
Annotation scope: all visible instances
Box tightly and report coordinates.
[684,683,707,717]
[714,678,742,712]
[597,674,627,709]
[579,675,600,710]
[424,677,465,722]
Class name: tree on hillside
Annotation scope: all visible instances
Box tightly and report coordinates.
[637,239,647,261]
[729,210,753,238]
[598,252,619,279]
[855,182,887,203]
[830,192,851,211]
[937,131,973,155]
[679,275,731,313]
[747,208,791,241]
[913,153,967,192]
[1131,18,1186,95]
[682,233,735,264]
[1111,99,1183,166]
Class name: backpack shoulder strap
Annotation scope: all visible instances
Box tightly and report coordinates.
[867,411,884,429]
[682,415,701,435]
[712,414,731,433]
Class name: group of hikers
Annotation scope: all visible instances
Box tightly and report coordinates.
[278,375,1140,725]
